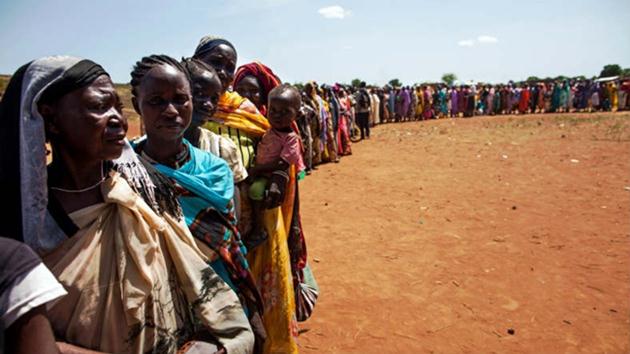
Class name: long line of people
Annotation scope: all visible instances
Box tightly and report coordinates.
[359,79,630,123]
[255,77,629,179]
[1,34,627,354]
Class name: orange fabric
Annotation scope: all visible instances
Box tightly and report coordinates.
[209,91,270,138]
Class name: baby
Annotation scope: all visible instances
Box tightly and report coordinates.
[247,84,305,246]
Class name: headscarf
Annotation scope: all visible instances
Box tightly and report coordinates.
[194,35,237,58]
[233,62,281,116]
[0,56,99,247]
[0,56,179,252]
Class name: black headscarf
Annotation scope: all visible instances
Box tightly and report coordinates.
[193,36,237,58]
[38,59,108,105]
[0,58,108,242]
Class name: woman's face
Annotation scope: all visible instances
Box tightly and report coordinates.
[234,75,262,107]
[134,64,193,143]
[42,75,127,162]
[197,44,237,93]
[191,69,222,126]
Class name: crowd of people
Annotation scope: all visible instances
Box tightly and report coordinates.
[348,79,630,123]
[0,32,628,354]
[257,78,630,176]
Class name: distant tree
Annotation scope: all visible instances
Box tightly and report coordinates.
[573,75,587,81]
[623,68,630,77]
[293,82,304,90]
[554,75,568,82]
[600,64,622,77]
[351,78,362,87]
[388,78,402,87]
[526,76,541,82]
[441,73,457,86]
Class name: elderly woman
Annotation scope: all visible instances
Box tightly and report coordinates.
[193,36,300,354]
[0,56,253,354]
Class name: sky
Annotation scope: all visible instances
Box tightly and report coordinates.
[1,0,629,86]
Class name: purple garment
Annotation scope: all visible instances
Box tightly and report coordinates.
[450,90,459,114]
[401,89,411,116]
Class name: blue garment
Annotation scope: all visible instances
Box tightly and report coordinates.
[133,139,249,295]
[154,139,234,218]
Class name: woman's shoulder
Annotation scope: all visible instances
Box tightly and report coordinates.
[186,139,230,168]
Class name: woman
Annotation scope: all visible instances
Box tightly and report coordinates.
[318,86,339,163]
[450,86,459,117]
[303,82,323,163]
[194,36,301,354]
[335,87,353,155]
[233,62,281,117]
[193,36,270,170]
[519,84,530,114]
[181,58,248,185]
[0,56,253,354]
[130,55,266,352]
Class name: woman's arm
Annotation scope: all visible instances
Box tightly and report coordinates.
[5,305,60,354]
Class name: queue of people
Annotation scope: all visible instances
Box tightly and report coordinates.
[356,79,630,122]
[1,33,627,354]
[0,36,319,354]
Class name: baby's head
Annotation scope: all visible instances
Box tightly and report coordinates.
[181,58,222,127]
[267,83,301,130]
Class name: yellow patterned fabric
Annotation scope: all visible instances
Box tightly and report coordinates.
[246,166,299,354]
[203,91,270,169]
[42,173,254,354]
[208,91,270,137]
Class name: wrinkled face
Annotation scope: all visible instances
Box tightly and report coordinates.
[42,75,127,162]
[234,75,262,107]
[268,91,300,130]
[134,64,193,143]
[190,69,222,126]
[196,44,237,93]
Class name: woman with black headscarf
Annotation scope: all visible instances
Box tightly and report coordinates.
[0,56,254,354]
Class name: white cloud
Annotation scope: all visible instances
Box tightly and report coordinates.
[458,35,499,47]
[318,5,351,19]
[477,35,499,44]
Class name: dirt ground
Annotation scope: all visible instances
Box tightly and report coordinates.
[294,112,630,353]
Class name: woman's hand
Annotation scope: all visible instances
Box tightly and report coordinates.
[264,170,289,209]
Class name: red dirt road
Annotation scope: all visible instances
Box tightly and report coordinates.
[297,112,630,353]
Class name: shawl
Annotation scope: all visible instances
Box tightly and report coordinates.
[43,173,253,354]
[206,91,270,137]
